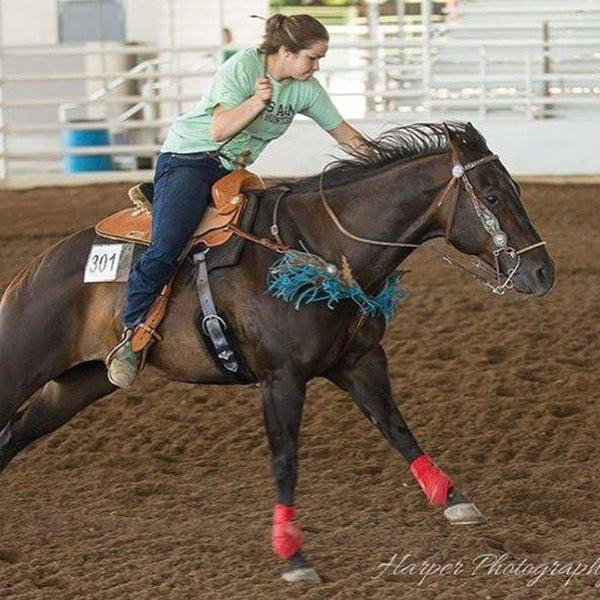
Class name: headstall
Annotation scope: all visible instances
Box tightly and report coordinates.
[437,143,546,295]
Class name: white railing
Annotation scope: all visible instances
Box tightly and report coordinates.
[0,22,599,182]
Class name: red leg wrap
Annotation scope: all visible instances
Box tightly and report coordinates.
[272,503,304,560]
[410,455,453,507]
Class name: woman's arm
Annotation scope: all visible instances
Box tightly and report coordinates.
[210,78,272,142]
[328,120,372,154]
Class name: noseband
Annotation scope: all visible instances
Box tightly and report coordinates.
[317,134,547,296]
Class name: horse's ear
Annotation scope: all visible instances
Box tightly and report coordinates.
[465,121,491,152]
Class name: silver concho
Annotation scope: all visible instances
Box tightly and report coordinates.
[325,263,338,276]
[493,231,508,247]
[451,164,465,178]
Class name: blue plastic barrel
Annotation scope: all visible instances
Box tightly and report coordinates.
[62,126,113,172]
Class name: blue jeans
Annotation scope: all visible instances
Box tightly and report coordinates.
[122,152,230,329]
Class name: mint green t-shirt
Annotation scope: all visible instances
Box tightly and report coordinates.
[161,48,344,170]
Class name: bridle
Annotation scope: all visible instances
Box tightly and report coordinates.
[431,131,546,295]
[314,129,547,296]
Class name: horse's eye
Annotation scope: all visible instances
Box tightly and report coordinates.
[485,194,499,206]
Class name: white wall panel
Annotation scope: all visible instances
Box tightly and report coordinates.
[0,0,57,46]
[157,0,266,47]
[252,118,600,178]
[125,0,160,44]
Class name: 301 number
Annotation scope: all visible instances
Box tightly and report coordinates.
[88,251,117,273]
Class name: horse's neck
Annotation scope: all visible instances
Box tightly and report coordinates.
[317,153,451,289]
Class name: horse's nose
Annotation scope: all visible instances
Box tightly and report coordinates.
[535,263,555,295]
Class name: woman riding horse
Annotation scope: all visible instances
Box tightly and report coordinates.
[107,13,369,388]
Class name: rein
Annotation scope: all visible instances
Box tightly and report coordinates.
[318,170,419,250]
[317,134,547,296]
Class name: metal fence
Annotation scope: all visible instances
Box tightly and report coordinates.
[0,16,599,183]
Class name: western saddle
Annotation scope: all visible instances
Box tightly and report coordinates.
[96,169,265,352]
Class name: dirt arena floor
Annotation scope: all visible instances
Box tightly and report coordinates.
[0,180,598,599]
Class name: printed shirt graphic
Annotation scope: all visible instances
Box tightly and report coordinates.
[161,48,343,169]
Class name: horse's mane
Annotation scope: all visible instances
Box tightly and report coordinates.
[282,121,490,193]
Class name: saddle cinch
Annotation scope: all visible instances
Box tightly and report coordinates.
[95,169,265,354]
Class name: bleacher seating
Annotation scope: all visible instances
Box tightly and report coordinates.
[383,0,600,119]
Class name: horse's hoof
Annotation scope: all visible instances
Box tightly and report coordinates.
[444,502,486,525]
[281,567,322,584]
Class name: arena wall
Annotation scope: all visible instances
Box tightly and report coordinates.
[253,118,600,179]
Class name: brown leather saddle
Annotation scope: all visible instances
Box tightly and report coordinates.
[96,169,265,354]
[96,169,265,248]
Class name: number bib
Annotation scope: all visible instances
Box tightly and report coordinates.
[84,243,134,283]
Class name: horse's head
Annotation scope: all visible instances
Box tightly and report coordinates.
[439,122,555,296]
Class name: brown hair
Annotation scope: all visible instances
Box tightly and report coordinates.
[259,14,329,55]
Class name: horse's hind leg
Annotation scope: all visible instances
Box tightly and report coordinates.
[0,361,116,474]
[326,343,486,525]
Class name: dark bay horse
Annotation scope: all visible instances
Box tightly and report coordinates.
[0,122,554,583]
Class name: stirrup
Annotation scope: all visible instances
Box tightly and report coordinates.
[105,329,146,388]
[104,329,133,368]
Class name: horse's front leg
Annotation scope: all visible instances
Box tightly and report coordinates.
[326,343,485,525]
[260,370,321,584]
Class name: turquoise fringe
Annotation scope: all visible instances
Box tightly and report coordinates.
[266,249,406,321]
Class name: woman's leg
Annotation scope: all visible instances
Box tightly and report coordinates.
[123,153,227,328]
[108,152,229,387]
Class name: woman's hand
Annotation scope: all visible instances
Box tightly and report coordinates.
[254,77,273,105]
[211,77,272,142]
[329,121,374,156]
